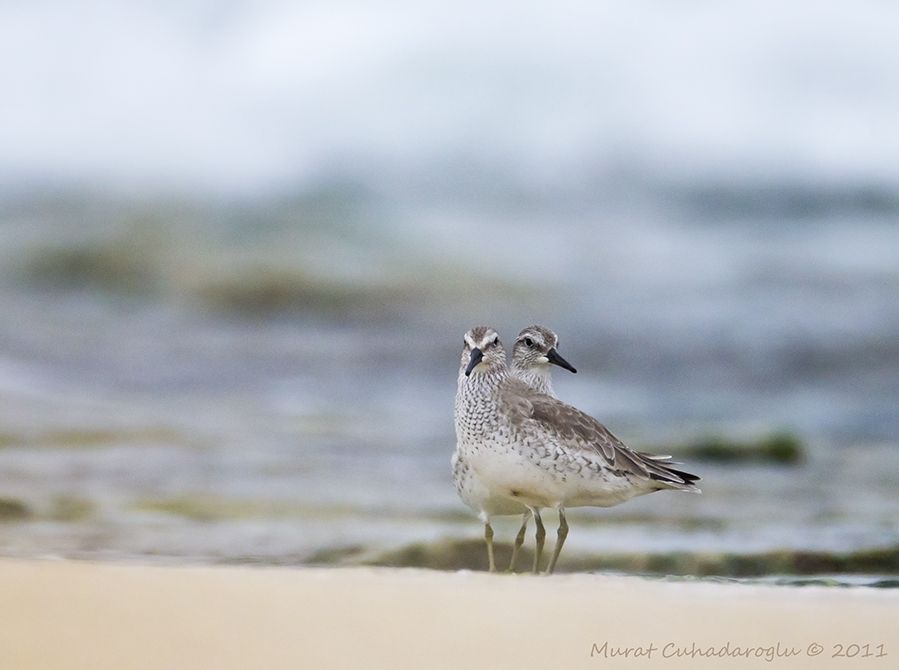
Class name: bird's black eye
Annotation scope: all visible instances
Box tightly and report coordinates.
[492,336,499,345]
[524,337,534,347]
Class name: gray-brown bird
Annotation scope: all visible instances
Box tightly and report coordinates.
[453,326,700,574]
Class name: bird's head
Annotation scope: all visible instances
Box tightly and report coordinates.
[460,326,507,377]
[511,325,577,377]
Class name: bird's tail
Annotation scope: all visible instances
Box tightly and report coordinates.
[635,451,702,493]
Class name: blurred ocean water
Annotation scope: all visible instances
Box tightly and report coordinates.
[0,0,897,568]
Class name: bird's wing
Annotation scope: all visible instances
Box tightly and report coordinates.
[500,380,699,488]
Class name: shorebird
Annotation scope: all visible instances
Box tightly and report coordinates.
[452,327,525,572]
[507,325,577,572]
[511,324,577,397]
[454,326,700,574]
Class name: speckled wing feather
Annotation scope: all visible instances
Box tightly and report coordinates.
[500,380,700,490]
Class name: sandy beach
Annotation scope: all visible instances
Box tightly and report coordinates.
[1,559,895,670]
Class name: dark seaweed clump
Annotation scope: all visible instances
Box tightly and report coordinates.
[675,432,804,465]
[309,540,899,579]
[0,497,31,522]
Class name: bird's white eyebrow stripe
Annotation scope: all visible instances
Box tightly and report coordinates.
[464,331,497,349]
[477,334,497,348]
[516,333,544,345]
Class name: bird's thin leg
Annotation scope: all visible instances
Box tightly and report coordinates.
[546,507,568,575]
[484,521,496,572]
[532,508,545,574]
[507,510,531,573]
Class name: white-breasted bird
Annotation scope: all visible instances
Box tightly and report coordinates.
[453,326,700,574]
[506,324,577,572]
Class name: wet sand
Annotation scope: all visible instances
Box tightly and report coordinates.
[1,559,896,670]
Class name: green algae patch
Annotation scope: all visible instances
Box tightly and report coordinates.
[572,545,899,577]
[347,540,899,577]
[0,498,32,522]
[193,265,529,319]
[0,427,186,450]
[132,496,362,523]
[304,545,368,565]
[196,270,389,316]
[22,239,161,295]
[49,496,95,522]
[132,497,287,522]
[673,432,804,465]
[41,427,185,448]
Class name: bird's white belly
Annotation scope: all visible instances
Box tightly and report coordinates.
[465,442,652,510]
[563,472,650,507]
[460,443,559,509]
[452,450,526,519]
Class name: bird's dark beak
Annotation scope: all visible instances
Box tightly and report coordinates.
[546,347,577,373]
[464,348,484,376]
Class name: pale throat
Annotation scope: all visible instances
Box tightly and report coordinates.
[515,365,554,395]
